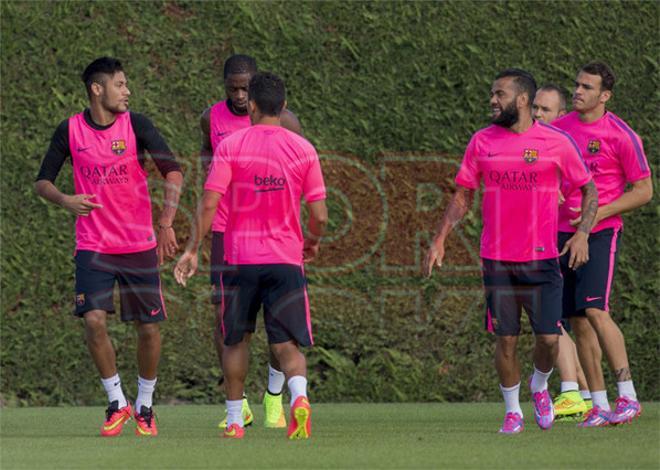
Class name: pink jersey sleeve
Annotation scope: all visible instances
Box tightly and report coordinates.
[611,118,651,183]
[204,142,232,195]
[455,135,480,189]
[303,151,326,202]
[559,134,592,191]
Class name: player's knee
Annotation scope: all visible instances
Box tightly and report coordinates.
[83,310,107,335]
[585,308,611,329]
[136,322,160,341]
[536,334,559,351]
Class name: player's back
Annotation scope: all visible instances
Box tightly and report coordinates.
[214,124,324,265]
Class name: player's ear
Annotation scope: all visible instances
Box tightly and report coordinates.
[91,81,103,98]
[517,93,528,109]
[281,100,288,111]
[600,90,612,105]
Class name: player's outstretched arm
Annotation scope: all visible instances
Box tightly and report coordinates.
[35,180,103,216]
[303,200,328,263]
[423,185,474,277]
[560,180,598,269]
[174,190,221,286]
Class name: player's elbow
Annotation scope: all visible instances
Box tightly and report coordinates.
[633,178,653,205]
[34,179,48,198]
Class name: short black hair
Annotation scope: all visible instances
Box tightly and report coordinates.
[495,68,537,107]
[538,83,567,111]
[248,72,286,116]
[81,57,123,97]
[579,61,616,91]
[223,54,257,79]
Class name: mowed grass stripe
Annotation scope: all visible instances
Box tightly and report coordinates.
[1,403,658,469]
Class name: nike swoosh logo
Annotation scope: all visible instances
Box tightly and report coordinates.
[150,308,161,316]
[113,382,120,387]
[585,296,602,302]
[215,131,229,137]
[225,428,237,436]
[77,146,91,152]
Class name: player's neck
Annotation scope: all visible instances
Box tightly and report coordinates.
[509,114,533,134]
[88,103,118,127]
[578,106,606,124]
[253,115,281,127]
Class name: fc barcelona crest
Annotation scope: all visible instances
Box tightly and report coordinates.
[588,139,600,154]
[523,148,538,164]
[76,294,85,306]
[111,139,126,155]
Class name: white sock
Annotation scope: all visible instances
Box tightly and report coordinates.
[288,376,308,406]
[226,399,244,427]
[500,383,523,416]
[530,367,553,393]
[101,374,127,408]
[591,390,610,411]
[560,381,579,393]
[267,364,286,395]
[580,390,592,400]
[135,376,157,412]
[617,380,637,401]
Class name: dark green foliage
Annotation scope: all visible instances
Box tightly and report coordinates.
[1,1,658,405]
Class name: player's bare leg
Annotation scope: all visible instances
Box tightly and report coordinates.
[84,310,117,378]
[495,336,520,387]
[271,340,310,439]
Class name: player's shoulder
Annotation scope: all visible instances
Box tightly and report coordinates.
[469,124,501,144]
[128,111,155,128]
[536,119,579,147]
[604,111,639,138]
[549,111,577,130]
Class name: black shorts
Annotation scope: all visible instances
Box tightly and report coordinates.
[74,248,166,322]
[219,264,313,347]
[558,228,621,317]
[482,258,562,336]
[210,231,227,304]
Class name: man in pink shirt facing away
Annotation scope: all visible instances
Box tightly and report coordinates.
[199,54,303,430]
[35,57,183,437]
[553,62,652,427]
[424,69,598,434]
[176,72,327,440]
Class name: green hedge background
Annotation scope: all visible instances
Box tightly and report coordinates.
[1,1,658,405]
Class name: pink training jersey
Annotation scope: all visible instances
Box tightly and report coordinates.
[209,100,251,232]
[553,111,651,233]
[69,111,156,254]
[205,125,326,265]
[456,121,591,262]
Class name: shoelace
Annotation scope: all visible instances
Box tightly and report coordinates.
[139,409,154,427]
[614,397,630,413]
[503,413,520,429]
[105,403,120,421]
[535,392,552,414]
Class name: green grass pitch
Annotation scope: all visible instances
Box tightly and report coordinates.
[1,403,658,469]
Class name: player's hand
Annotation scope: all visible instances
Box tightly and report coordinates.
[423,238,445,277]
[558,190,565,206]
[303,238,320,263]
[156,226,179,265]
[61,194,103,216]
[559,231,589,270]
[174,249,198,286]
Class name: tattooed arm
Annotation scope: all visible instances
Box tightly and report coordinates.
[560,180,598,269]
[423,185,475,277]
